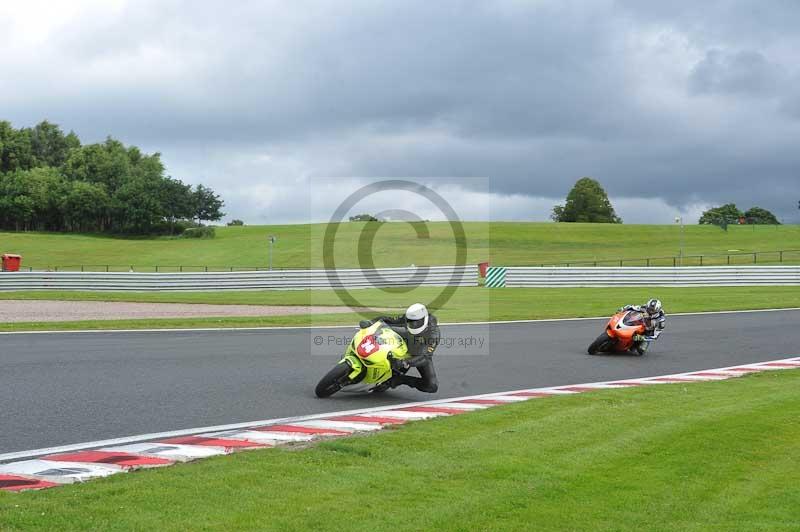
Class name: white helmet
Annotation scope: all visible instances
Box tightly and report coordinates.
[405,303,429,335]
[645,298,662,316]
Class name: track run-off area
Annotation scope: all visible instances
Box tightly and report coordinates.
[1,309,799,455]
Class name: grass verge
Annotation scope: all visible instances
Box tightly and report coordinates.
[2,222,798,270]
[0,286,799,331]
[1,370,798,531]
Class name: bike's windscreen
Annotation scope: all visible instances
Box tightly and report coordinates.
[623,311,645,326]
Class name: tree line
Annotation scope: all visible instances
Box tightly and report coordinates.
[0,120,224,234]
[699,204,780,225]
[551,177,782,225]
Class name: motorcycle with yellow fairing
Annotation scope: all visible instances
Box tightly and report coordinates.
[315,321,411,398]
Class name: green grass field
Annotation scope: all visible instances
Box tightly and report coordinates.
[2,370,798,531]
[1,222,798,270]
[1,286,798,331]
[1,221,798,330]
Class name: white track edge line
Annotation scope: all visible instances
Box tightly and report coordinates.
[2,355,797,463]
[0,307,798,335]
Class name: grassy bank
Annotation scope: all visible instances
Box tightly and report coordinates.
[2,370,798,530]
[0,286,798,331]
[1,222,798,270]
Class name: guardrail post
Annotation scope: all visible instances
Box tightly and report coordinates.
[81,265,84,272]
[180,265,183,272]
[727,255,730,265]
[780,251,783,262]
[205,266,208,272]
[106,265,109,272]
[673,257,677,267]
[753,252,757,264]
[646,258,650,267]
[619,260,623,267]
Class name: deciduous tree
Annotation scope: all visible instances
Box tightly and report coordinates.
[551,177,621,223]
[743,206,780,225]
[0,119,224,235]
[698,204,743,225]
[193,184,225,224]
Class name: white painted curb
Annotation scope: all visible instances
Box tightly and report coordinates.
[1,355,798,492]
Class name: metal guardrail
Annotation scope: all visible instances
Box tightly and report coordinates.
[0,265,478,291]
[502,266,800,287]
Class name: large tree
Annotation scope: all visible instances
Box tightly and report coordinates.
[0,167,66,231]
[60,180,110,232]
[160,178,195,233]
[551,177,621,223]
[63,138,132,194]
[193,184,225,224]
[111,176,166,234]
[743,206,780,225]
[28,120,77,168]
[0,121,36,173]
[698,204,743,225]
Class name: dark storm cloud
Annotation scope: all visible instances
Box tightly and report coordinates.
[2,0,799,222]
[689,50,783,96]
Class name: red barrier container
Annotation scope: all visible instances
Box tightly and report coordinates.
[1,254,21,272]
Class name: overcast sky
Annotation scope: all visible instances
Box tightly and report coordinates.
[2,0,798,224]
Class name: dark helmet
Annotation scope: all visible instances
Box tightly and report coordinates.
[645,299,662,316]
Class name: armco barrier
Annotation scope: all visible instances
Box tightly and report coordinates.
[0,265,477,292]
[504,266,800,287]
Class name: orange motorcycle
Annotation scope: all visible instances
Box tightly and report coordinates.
[587,309,649,356]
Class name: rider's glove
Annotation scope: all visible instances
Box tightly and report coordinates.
[633,334,645,342]
[390,357,409,372]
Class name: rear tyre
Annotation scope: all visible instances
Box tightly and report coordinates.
[315,363,351,398]
[588,332,615,355]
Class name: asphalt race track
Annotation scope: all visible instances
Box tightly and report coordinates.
[2,309,798,454]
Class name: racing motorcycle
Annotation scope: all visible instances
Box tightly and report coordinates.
[315,320,411,398]
[587,308,651,356]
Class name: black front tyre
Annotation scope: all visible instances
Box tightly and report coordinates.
[588,332,614,355]
[315,363,351,398]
